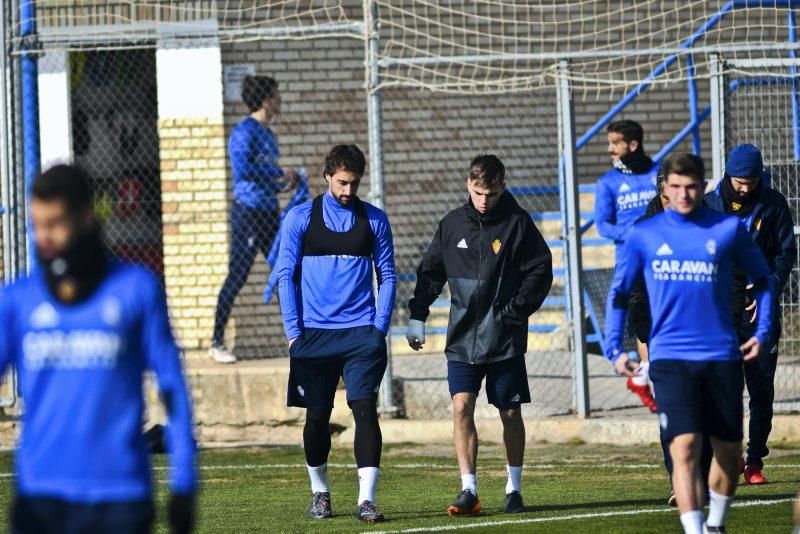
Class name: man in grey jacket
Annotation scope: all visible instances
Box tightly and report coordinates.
[406,154,553,516]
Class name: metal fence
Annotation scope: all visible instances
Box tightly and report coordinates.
[722,57,800,410]
[2,1,800,418]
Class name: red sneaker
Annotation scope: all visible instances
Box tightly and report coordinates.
[744,464,767,485]
[626,377,657,413]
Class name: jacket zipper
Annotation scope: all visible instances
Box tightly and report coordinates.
[472,217,484,364]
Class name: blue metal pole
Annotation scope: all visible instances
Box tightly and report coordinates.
[686,54,702,155]
[21,0,39,190]
[575,1,736,150]
[20,0,39,267]
[789,9,800,160]
[653,106,712,162]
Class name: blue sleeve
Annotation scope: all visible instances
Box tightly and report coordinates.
[141,273,197,494]
[229,126,284,191]
[594,179,627,242]
[278,207,308,340]
[371,210,396,334]
[772,194,796,293]
[732,221,775,345]
[604,231,644,361]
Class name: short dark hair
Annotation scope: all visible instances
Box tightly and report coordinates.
[662,152,705,183]
[607,120,644,145]
[32,164,93,214]
[469,154,505,188]
[241,75,279,112]
[324,144,366,179]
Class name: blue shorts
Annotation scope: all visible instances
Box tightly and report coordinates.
[447,356,530,409]
[288,325,387,411]
[12,496,154,534]
[650,359,744,442]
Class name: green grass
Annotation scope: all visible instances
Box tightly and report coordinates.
[0,442,797,533]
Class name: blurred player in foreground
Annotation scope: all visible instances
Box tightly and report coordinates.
[4,165,197,533]
[605,153,774,534]
[406,155,552,516]
[277,144,395,523]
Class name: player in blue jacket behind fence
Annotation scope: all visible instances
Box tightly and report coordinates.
[277,145,396,524]
[594,119,659,260]
[4,165,197,533]
[209,75,299,364]
[605,153,774,534]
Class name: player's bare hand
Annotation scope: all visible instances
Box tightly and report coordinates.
[614,354,639,377]
[405,319,426,351]
[740,336,761,361]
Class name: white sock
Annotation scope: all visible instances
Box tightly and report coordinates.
[706,490,732,528]
[307,463,330,494]
[506,465,522,493]
[357,467,380,504]
[461,473,477,495]
[632,361,650,386]
[679,511,705,534]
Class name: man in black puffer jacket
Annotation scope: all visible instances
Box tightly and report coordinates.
[704,144,796,485]
[406,154,553,516]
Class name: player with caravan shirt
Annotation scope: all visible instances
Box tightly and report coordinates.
[605,153,774,534]
[594,119,659,260]
[2,165,196,534]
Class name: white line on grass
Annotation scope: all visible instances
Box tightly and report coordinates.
[369,497,797,534]
[1,462,799,477]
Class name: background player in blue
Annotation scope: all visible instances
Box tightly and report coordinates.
[209,75,299,364]
[405,155,553,516]
[605,153,774,534]
[594,119,659,259]
[2,165,197,534]
[705,144,796,485]
[277,144,395,523]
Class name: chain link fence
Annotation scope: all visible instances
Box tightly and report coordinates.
[2,1,800,417]
[725,62,800,411]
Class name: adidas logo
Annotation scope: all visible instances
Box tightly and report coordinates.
[656,243,673,256]
[457,239,468,249]
[510,393,521,403]
[619,183,631,193]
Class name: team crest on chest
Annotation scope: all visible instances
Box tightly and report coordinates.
[706,239,717,256]
[491,239,501,254]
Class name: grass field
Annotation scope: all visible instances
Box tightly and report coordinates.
[0,442,797,532]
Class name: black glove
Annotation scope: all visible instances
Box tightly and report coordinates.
[168,493,196,534]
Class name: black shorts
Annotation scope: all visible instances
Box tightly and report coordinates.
[288,325,387,411]
[447,356,531,410]
[12,496,154,534]
[650,359,744,442]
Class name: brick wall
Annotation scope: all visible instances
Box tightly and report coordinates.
[160,118,229,356]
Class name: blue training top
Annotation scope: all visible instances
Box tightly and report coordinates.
[277,192,396,340]
[605,206,774,363]
[0,262,196,502]
[594,163,658,256]
[230,116,285,211]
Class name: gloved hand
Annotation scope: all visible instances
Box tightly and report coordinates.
[406,319,426,351]
[169,493,196,534]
